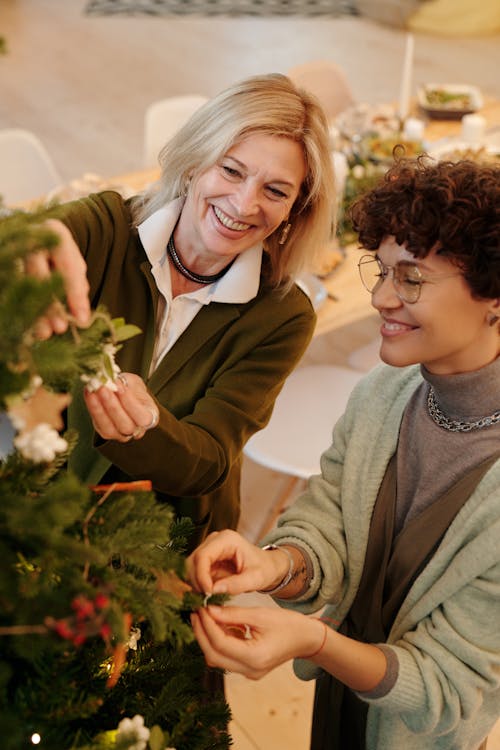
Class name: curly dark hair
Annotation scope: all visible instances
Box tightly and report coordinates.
[350,157,500,299]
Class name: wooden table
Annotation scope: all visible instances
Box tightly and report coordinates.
[418,97,500,142]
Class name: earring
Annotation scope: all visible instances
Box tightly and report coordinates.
[278,222,292,245]
[487,313,499,327]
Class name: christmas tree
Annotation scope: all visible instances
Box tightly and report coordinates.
[0,207,231,750]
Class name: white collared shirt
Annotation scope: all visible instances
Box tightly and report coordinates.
[137,198,263,374]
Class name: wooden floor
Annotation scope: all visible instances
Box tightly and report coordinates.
[2,2,499,747]
[1,0,500,182]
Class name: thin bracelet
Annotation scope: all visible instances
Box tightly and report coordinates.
[307,619,328,659]
[258,544,295,595]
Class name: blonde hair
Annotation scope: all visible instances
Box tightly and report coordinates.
[131,74,336,288]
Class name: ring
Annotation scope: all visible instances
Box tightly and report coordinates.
[117,373,128,387]
[146,406,160,431]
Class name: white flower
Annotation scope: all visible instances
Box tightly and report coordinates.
[116,714,150,750]
[14,423,68,463]
[80,373,118,393]
[126,626,142,651]
[81,342,121,393]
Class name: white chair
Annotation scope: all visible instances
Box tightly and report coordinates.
[244,364,363,538]
[287,60,356,122]
[143,94,209,168]
[0,129,63,206]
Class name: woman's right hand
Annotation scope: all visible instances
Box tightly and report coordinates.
[26,219,90,338]
[186,529,290,596]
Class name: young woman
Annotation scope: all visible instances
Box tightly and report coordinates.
[187,158,500,749]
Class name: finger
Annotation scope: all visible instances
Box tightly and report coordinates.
[211,552,260,595]
[43,299,69,334]
[25,250,51,279]
[192,610,249,673]
[117,387,159,433]
[84,388,135,441]
[33,316,55,341]
[207,605,263,630]
[186,548,219,594]
[187,531,247,594]
[191,612,228,669]
[45,219,91,327]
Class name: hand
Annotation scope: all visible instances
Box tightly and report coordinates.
[83,372,160,443]
[191,604,325,680]
[186,529,290,596]
[26,219,90,339]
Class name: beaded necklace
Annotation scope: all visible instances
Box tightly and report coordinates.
[167,234,234,285]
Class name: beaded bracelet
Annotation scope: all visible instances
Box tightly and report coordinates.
[258,544,295,595]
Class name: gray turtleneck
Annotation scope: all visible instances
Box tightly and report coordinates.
[395,356,500,536]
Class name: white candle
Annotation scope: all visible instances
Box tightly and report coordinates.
[403,117,425,141]
[398,33,415,122]
[461,113,486,143]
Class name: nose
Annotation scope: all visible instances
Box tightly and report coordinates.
[232,180,260,217]
[371,268,403,309]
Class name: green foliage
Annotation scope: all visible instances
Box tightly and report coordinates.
[337,156,388,247]
[0,210,231,749]
[336,135,425,247]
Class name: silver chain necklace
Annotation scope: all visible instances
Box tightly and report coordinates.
[427,386,500,432]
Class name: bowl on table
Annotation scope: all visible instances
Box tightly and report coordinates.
[417,83,483,121]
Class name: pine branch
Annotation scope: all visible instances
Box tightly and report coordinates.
[0,208,231,749]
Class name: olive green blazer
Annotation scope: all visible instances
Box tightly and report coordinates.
[56,192,316,547]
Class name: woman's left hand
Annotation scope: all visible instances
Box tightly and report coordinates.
[191,604,325,680]
[83,372,160,443]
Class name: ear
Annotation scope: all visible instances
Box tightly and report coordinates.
[487,298,500,327]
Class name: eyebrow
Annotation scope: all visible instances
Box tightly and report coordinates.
[375,254,428,270]
[222,155,299,189]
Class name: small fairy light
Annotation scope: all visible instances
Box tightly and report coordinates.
[31,733,41,745]
[99,657,113,674]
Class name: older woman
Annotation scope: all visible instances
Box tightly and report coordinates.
[187,158,500,749]
[42,73,335,548]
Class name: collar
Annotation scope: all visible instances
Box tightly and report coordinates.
[421,356,500,420]
[137,197,263,305]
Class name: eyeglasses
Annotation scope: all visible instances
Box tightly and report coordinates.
[357,254,461,305]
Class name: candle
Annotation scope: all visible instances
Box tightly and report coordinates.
[461,113,486,143]
[398,33,415,122]
[403,117,425,142]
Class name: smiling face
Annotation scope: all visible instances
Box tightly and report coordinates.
[174,132,307,273]
[372,237,500,375]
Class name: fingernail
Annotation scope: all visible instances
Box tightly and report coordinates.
[213,583,227,594]
[76,308,90,325]
[202,593,212,607]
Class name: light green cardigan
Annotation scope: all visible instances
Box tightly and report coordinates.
[266,364,500,750]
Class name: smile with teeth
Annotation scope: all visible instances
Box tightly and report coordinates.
[383,320,415,332]
[213,206,251,232]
